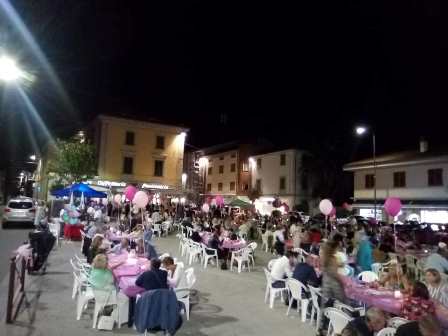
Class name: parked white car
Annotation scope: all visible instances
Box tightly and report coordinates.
[2,197,44,228]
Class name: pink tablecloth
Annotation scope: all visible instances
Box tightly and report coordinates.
[344,277,448,328]
[106,232,131,242]
[200,232,246,250]
[108,252,148,297]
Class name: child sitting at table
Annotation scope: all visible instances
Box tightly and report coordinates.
[401,281,435,321]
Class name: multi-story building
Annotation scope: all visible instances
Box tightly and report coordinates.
[189,141,272,204]
[88,114,188,196]
[250,149,311,211]
[343,140,448,223]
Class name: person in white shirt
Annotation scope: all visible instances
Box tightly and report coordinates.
[162,256,185,288]
[274,225,286,255]
[270,251,298,288]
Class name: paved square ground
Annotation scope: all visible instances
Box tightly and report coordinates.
[0,234,316,336]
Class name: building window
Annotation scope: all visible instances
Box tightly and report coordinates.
[280,154,286,166]
[393,171,406,188]
[125,131,135,146]
[230,182,236,191]
[242,162,249,172]
[231,152,236,158]
[243,184,249,191]
[230,163,236,172]
[154,160,164,177]
[156,136,165,149]
[365,174,375,189]
[207,183,212,192]
[428,168,443,186]
[256,179,262,192]
[219,156,224,160]
[279,177,286,191]
[123,157,133,174]
[219,165,224,174]
[257,158,262,169]
[208,167,212,175]
[218,182,223,191]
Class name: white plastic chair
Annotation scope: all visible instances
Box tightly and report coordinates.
[247,242,258,268]
[377,327,397,336]
[92,289,118,329]
[324,307,353,336]
[261,231,272,252]
[70,258,88,299]
[357,271,379,283]
[286,278,310,322]
[230,248,251,273]
[308,285,323,331]
[371,263,382,276]
[175,267,196,321]
[388,317,409,328]
[263,268,288,308]
[188,242,203,265]
[201,244,218,269]
[74,272,95,320]
[114,291,129,328]
[152,224,162,238]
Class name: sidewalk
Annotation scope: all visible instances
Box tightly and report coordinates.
[1,234,316,336]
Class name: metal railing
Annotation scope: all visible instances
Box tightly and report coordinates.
[6,247,31,324]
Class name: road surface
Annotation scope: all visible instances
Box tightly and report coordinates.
[0,206,34,281]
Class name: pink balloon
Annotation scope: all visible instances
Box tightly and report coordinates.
[319,199,333,215]
[215,195,224,206]
[124,185,137,201]
[202,203,210,213]
[384,197,402,217]
[133,191,149,208]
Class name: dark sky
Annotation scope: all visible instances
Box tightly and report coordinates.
[1,1,447,163]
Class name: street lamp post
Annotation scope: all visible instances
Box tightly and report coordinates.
[355,126,378,220]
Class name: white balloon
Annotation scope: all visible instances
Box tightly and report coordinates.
[319,199,333,216]
[114,194,122,204]
[202,203,210,213]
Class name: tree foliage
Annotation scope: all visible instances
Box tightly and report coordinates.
[47,139,97,184]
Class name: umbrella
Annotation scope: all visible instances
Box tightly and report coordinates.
[69,192,74,206]
[51,183,107,198]
[80,192,85,209]
[228,198,253,209]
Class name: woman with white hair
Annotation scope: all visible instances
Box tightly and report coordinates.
[425,242,448,274]
[88,254,115,291]
[425,268,448,307]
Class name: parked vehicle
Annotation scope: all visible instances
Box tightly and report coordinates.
[2,197,43,228]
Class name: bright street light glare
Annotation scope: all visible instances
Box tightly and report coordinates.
[0,56,24,82]
[355,126,367,135]
[30,155,36,161]
[180,131,187,137]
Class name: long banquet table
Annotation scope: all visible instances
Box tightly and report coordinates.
[108,252,147,297]
[343,277,448,328]
[200,232,247,250]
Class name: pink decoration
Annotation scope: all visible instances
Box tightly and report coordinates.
[384,197,402,217]
[133,191,149,208]
[215,195,224,206]
[329,207,336,217]
[124,185,137,201]
[319,199,333,216]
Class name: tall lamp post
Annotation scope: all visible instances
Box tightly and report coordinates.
[355,126,377,220]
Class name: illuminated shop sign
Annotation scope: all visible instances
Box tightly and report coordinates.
[141,183,170,190]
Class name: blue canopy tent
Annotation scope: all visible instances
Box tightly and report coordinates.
[51,183,107,198]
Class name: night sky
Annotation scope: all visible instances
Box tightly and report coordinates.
[1,1,447,164]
